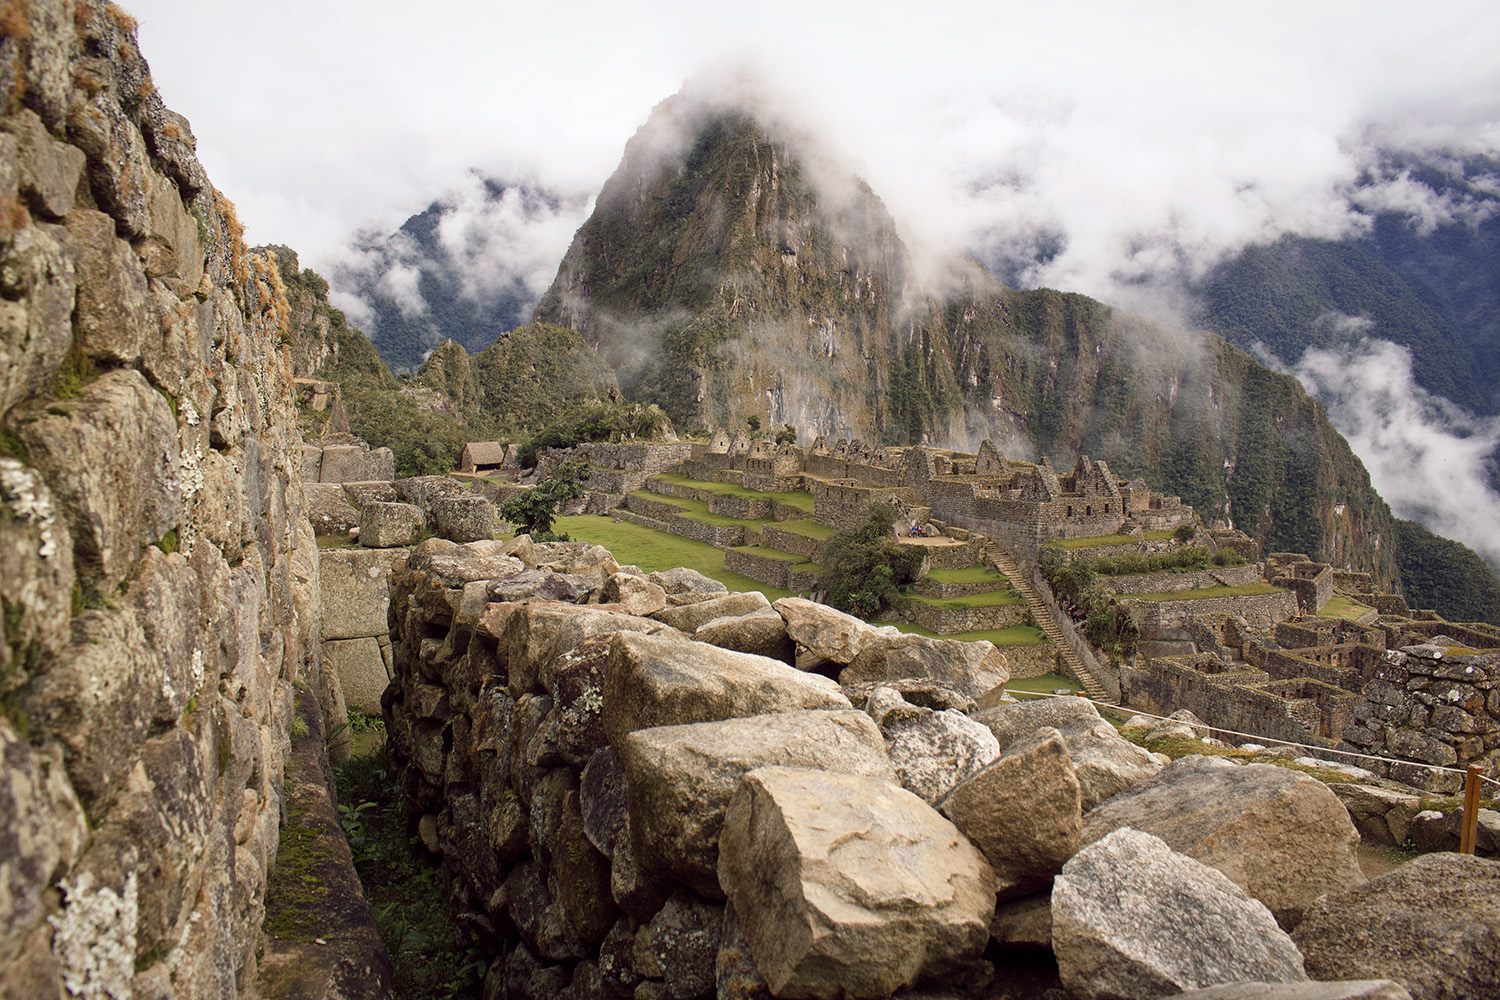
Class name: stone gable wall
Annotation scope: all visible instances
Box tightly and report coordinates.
[1124,591,1298,630]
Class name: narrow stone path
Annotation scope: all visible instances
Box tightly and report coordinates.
[987,546,1118,705]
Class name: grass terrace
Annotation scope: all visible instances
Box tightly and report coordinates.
[771,519,833,540]
[555,514,792,600]
[905,590,1022,610]
[650,473,816,513]
[1320,595,1376,620]
[1005,673,1084,697]
[729,545,804,562]
[924,565,1008,584]
[1042,529,1178,551]
[1115,583,1284,602]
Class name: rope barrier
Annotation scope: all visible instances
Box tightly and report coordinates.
[1005,688,1500,794]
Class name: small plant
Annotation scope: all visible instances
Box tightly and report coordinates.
[746,415,761,436]
[774,423,797,445]
[496,455,590,539]
[290,717,310,739]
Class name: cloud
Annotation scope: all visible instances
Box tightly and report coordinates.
[1271,327,1500,570]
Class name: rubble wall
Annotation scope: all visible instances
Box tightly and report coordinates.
[0,4,330,993]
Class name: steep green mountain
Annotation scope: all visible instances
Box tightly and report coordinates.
[1197,154,1500,416]
[533,99,1414,589]
[1394,518,1500,624]
[336,179,586,373]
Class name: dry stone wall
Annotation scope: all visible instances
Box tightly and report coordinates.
[0,5,334,994]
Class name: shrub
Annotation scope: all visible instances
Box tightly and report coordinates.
[496,456,590,539]
[817,502,924,617]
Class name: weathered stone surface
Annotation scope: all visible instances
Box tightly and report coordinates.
[542,635,617,766]
[1292,853,1500,1000]
[868,689,999,803]
[20,369,181,591]
[393,474,465,512]
[842,633,1010,701]
[643,893,722,1000]
[325,637,389,715]
[601,632,851,747]
[408,538,523,585]
[621,710,895,897]
[0,457,74,689]
[694,607,795,664]
[974,696,1160,810]
[62,209,151,365]
[718,766,995,1000]
[648,567,727,597]
[488,569,597,605]
[1327,783,1422,848]
[505,604,674,699]
[989,894,1054,951]
[1052,828,1308,1000]
[23,608,157,808]
[1173,983,1413,1000]
[339,480,398,509]
[320,444,369,484]
[320,548,403,640]
[610,825,670,922]
[601,571,668,617]
[305,483,362,536]
[717,899,774,1000]
[1081,755,1365,928]
[359,502,423,548]
[67,86,154,236]
[533,540,620,579]
[580,747,628,858]
[841,679,975,714]
[937,726,1081,900]
[0,221,74,416]
[555,783,619,947]
[654,591,771,633]
[0,719,88,966]
[3,108,86,218]
[122,547,205,725]
[429,494,496,543]
[772,597,899,665]
[365,447,395,482]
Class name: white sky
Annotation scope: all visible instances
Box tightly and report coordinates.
[125,0,1500,302]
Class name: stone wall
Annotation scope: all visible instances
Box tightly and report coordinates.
[758,525,824,562]
[0,6,334,993]
[999,643,1060,679]
[723,548,805,590]
[1098,564,1263,596]
[1124,590,1298,631]
[901,600,1029,635]
[810,480,918,531]
[320,548,405,715]
[1120,658,1345,748]
[1339,647,1500,791]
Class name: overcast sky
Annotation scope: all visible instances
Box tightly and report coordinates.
[126,0,1500,302]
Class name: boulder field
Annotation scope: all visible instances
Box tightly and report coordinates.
[376,536,1493,1000]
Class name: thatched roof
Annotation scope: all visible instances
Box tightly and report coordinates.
[461,441,507,468]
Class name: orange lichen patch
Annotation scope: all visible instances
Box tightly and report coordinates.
[0,0,31,41]
[0,193,31,236]
[161,121,182,141]
[105,3,137,33]
[213,187,248,284]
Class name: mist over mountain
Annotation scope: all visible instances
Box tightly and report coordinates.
[333,174,590,372]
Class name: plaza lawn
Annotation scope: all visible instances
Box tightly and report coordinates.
[1004,674,1083,697]
[553,515,792,600]
[925,565,1007,584]
[1320,595,1375,620]
[649,474,816,513]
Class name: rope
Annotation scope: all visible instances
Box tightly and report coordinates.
[1006,688,1500,794]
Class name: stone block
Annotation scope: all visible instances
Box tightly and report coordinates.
[319,444,369,484]
[301,444,322,483]
[305,483,361,536]
[359,502,424,548]
[0,221,75,415]
[325,636,391,715]
[365,447,395,482]
[429,495,496,543]
[319,547,404,640]
[3,108,86,219]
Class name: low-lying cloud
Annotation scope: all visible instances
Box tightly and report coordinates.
[1264,324,1500,571]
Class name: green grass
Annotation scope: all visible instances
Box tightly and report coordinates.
[925,565,1006,584]
[905,590,1021,609]
[1320,595,1375,620]
[730,545,804,562]
[1143,530,1177,541]
[892,621,1049,646]
[1115,583,1285,602]
[555,515,792,600]
[627,491,773,530]
[1043,534,1139,550]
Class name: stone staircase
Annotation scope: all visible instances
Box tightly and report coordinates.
[987,546,1118,705]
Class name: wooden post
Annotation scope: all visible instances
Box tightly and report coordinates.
[1459,765,1482,855]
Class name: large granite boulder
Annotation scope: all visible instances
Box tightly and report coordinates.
[502,604,674,699]
[305,483,362,536]
[718,766,995,999]
[1081,755,1365,928]
[1173,984,1412,999]
[1292,853,1500,1000]
[867,689,999,803]
[937,726,1082,900]
[320,548,404,640]
[620,710,894,897]
[359,502,424,548]
[1053,828,1308,999]
[841,633,1010,701]
[694,607,795,664]
[429,494,496,543]
[772,597,899,664]
[404,537,524,586]
[647,567,727,598]
[601,632,850,747]
[487,569,598,605]
[653,591,771,633]
[974,696,1160,810]
[600,572,668,617]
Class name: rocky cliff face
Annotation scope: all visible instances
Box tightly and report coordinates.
[534,98,1404,586]
[0,3,328,995]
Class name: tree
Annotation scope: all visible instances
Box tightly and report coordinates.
[817,502,924,617]
[775,424,797,445]
[496,456,591,541]
[746,415,761,436]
